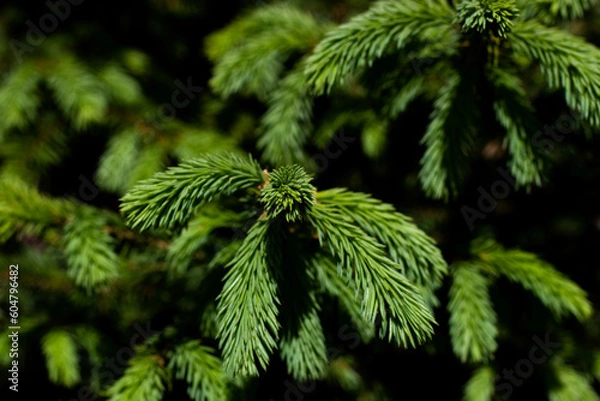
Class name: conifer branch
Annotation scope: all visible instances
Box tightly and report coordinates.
[448,262,498,363]
[312,253,374,341]
[309,203,436,348]
[549,359,600,401]
[168,340,229,401]
[258,67,316,167]
[476,239,592,321]
[120,153,266,231]
[510,21,600,127]
[166,204,244,274]
[419,71,477,200]
[279,299,328,381]
[490,68,544,188]
[207,4,327,99]
[45,56,108,130]
[304,0,455,94]
[105,355,168,401]
[316,188,447,299]
[41,330,81,388]
[0,178,73,242]
[0,61,41,137]
[61,208,120,290]
[462,365,495,401]
[518,0,599,22]
[217,219,282,376]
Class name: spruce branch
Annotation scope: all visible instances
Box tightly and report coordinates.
[490,67,544,188]
[316,188,447,301]
[455,0,520,38]
[258,66,316,167]
[462,365,495,401]
[105,355,168,401]
[0,178,73,242]
[549,359,600,401]
[385,74,427,119]
[448,262,498,363]
[475,239,592,321]
[45,56,108,130]
[168,340,229,401]
[217,219,282,377]
[166,204,245,274]
[518,0,599,22]
[304,0,455,94]
[309,203,436,348]
[260,164,316,222]
[41,330,81,388]
[312,252,374,341]
[419,71,478,200]
[510,21,600,127]
[0,61,41,137]
[98,64,143,106]
[96,128,141,194]
[279,296,328,381]
[61,208,120,290]
[207,4,327,99]
[120,153,266,231]
[277,244,329,381]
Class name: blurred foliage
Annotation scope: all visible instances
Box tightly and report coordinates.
[0,0,599,400]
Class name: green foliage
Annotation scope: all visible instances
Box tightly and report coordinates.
[168,340,229,401]
[475,239,592,321]
[217,219,281,376]
[46,56,108,130]
[257,67,316,167]
[518,0,599,22]
[105,355,168,401]
[304,0,455,94]
[446,237,592,396]
[549,359,600,401]
[0,61,41,137]
[309,203,435,347]
[418,71,478,200]
[279,292,328,380]
[510,21,600,127]
[41,330,81,388]
[490,68,543,188]
[260,164,316,222]
[448,263,498,363]
[455,0,520,38]
[462,365,495,401]
[0,177,73,242]
[207,4,328,99]
[61,208,120,290]
[166,204,243,274]
[96,128,141,194]
[1,1,599,400]
[121,153,443,378]
[312,253,374,341]
[120,153,266,231]
[315,188,447,303]
[98,64,143,106]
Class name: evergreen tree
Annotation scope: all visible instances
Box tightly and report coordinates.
[0,0,599,400]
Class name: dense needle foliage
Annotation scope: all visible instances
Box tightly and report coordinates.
[0,0,599,400]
